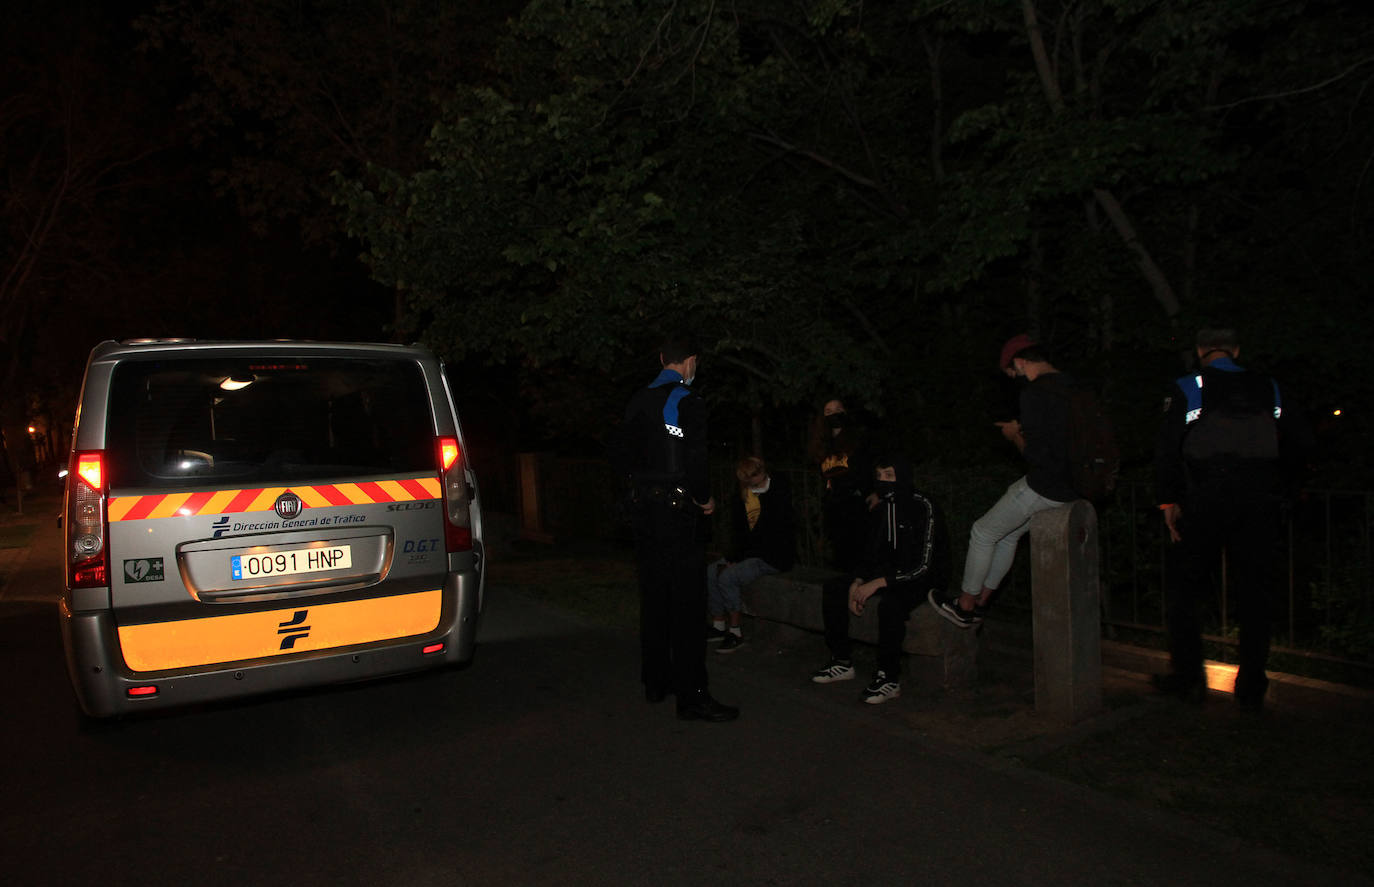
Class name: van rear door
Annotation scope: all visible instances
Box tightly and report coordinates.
[101,352,453,672]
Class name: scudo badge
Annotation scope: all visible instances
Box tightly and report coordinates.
[274,491,304,520]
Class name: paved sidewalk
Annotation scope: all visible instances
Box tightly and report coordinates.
[0,490,62,602]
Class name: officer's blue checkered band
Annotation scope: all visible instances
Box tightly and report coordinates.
[647,369,691,438]
[663,386,690,438]
[1185,374,1204,424]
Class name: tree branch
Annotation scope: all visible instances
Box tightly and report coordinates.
[1020,0,1179,319]
[747,131,879,190]
[1207,56,1374,111]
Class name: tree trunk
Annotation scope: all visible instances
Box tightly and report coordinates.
[920,26,945,181]
[1020,0,1180,320]
[1027,228,1043,332]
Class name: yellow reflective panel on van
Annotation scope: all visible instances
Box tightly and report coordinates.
[107,477,442,521]
[116,589,442,672]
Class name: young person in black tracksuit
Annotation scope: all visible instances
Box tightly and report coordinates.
[809,455,951,703]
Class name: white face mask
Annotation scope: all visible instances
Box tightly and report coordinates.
[748,476,771,495]
[683,357,696,386]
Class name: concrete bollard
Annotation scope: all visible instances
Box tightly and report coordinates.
[1029,500,1103,723]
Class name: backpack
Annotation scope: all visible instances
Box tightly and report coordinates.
[1179,370,1279,462]
[1063,382,1120,501]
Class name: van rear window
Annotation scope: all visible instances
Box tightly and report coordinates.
[105,356,436,489]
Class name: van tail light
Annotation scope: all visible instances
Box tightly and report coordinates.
[67,450,109,588]
[437,436,472,552]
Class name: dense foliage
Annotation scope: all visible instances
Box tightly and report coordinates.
[331,0,1373,478]
[10,2,1368,484]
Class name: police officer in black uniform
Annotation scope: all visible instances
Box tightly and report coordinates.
[612,338,739,722]
[1154,328,1312,711]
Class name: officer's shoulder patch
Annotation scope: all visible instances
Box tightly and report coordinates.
[1162,395,1172,414]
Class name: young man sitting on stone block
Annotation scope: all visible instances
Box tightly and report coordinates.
[810,455,951,704]
[930,334,1075,628]
[706,456,796,652]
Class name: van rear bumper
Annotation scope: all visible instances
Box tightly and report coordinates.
[61,570,481,718]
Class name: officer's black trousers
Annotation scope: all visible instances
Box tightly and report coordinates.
[1166,492,1281,701]
[635,506,709,697]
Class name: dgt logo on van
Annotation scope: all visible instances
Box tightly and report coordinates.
[274,492,304,520]
[277,610,311,649]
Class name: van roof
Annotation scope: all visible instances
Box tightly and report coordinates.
[94,340,431,361]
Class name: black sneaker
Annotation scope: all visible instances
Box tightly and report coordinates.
[929,589,981,628]
[676,691,740,722]
[810,659,856,683]
[706,626,729,644]
[861,671,901,704]
[716,633,745,653]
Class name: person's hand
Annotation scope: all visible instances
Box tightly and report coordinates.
[995,420,1025,451]
[699,496,716,516]
[848,578,883,616]
[865,492,880,510]
[1162,503,1182,543]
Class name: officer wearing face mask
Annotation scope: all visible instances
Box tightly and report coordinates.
[809,398,875,573]
[611,337,739,722]
[809,456,951,704]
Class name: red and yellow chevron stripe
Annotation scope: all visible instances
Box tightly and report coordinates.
[108,476,442,522]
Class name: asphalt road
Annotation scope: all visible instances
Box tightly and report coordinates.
[0,515,1360,887]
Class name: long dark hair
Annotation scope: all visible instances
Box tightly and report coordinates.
[807,398,855,465]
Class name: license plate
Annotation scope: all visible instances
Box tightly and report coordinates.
[231,545,353,580]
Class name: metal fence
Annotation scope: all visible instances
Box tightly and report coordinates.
[1096,482,1374,677]
[526,455,1371,683]
[748,466,1374,683]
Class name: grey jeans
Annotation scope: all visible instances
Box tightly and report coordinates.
[706,557,778,616]
[960,476,1067,595]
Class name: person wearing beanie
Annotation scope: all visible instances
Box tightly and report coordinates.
[930,335,1077,628]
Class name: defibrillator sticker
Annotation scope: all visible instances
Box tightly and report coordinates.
[123,558,165,583]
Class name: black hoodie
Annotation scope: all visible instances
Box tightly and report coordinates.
[858,461,950,590]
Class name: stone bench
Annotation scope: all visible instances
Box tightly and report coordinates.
[740,565,979,689]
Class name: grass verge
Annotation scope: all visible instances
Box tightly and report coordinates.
[1027,693,1374,876]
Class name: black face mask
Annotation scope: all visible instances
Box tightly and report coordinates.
[825,413,848,430]
[873,480,898,498]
